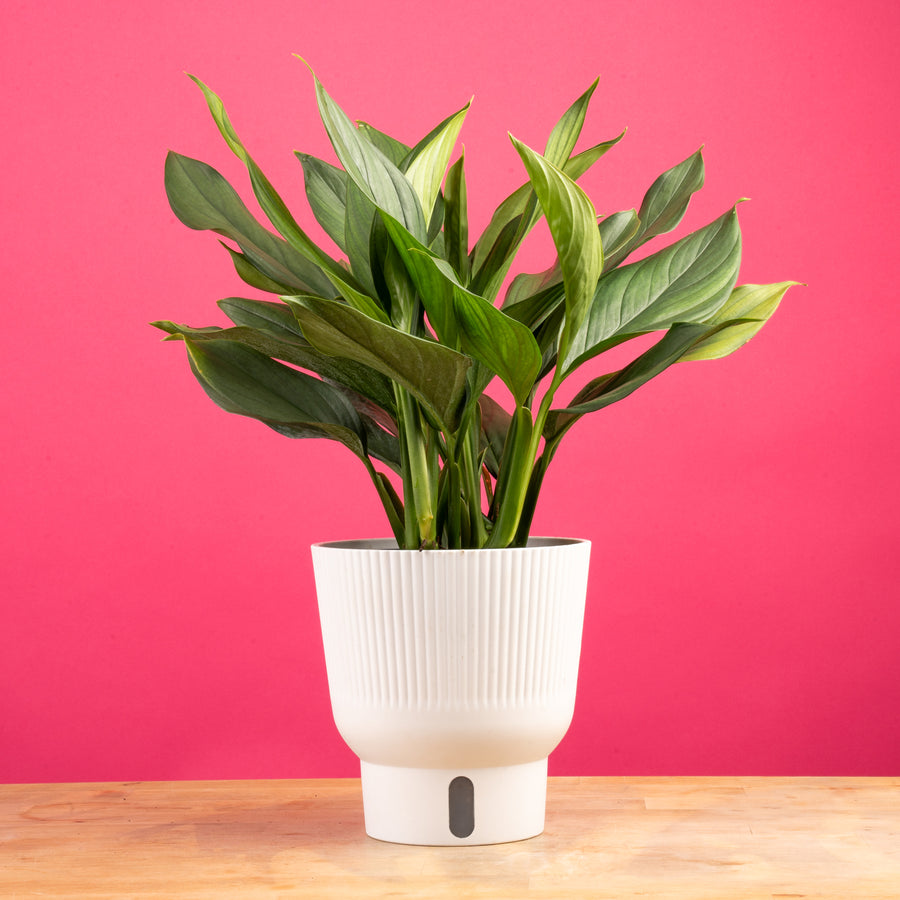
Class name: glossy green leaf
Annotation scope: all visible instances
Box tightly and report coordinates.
[470,131,625,303]
[681,281,800,361]
[286,295,471,431]
[379,212,458,344]
[425,254,542,406]
[564,206,742,372]
[510,135,604,363]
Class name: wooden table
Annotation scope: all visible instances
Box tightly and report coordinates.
[2,777,898,898]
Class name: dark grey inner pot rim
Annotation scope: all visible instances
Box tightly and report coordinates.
[312,537,588,551]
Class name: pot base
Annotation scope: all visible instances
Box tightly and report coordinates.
[360,758,548,845]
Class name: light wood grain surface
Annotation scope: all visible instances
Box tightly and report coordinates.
[2,776,898,898]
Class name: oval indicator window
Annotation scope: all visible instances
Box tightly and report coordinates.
[448,776,475,838]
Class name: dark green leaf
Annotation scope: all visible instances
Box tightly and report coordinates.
[296,153,348,252]
[172,334,369,456]
[286,295,471,431]
[219,243,301,295]
[187,76,386,321]
[165,151,331,295]
[154,312,397,415]
[443,152,470,283]
[380,213,541,404]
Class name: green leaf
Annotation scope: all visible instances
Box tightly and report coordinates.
[219,243,301,295]
[342,179,382,299]
[564,206,742,373]
[305,65,427,242]
[296,153,348,252]
[478,394,512,477]
[469,130,624,301]
[681,281,800,361]
[404,101,470,221]
[172,334,370,454]
[543,77,599,167]
[286,295,471,431]
[221,298,399,414]
[598,209,640,264]
[605,148,705,269]
[510,135,604,363]
[545,320,738,440]
[357,121,410,166]
[186,76,386,322]
[379,212,459,344]
[380,213,542,405]
[165,151,331,295]
[153,313,397,417]
[443,152,470,283]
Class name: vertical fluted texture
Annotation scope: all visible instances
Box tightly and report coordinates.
[313,539,590,713]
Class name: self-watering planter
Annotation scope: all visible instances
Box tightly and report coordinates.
[312,538,591,845]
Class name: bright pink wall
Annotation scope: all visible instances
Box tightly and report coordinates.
[3,0,898,783]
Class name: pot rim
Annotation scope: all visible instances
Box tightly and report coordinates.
[311,537,589,552]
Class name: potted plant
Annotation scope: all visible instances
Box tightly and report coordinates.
[153,61,797,845]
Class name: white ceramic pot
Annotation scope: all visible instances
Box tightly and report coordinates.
[311,537,591,845]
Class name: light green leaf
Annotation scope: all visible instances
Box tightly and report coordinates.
[681,281,800,361]
[469,130,624,300]
[510,135,604,363]
[544,77,599,167]
[404,101,470,221]
[286,295,471,431]
[564,206,742,372]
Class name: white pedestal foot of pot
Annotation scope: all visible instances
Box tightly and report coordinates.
[360,758,549,845]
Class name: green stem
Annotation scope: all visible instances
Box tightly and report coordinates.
[396,385,438,548]
[486,372,563,549]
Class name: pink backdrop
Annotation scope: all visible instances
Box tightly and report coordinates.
[3,0,898,783]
